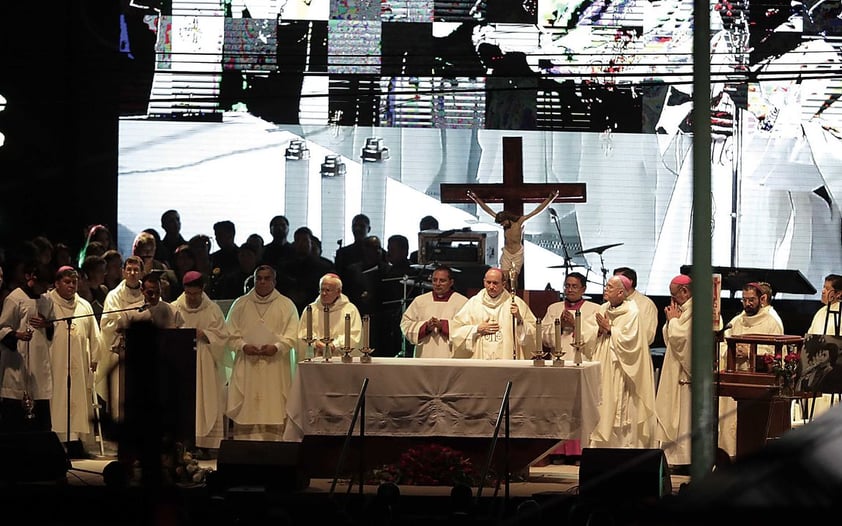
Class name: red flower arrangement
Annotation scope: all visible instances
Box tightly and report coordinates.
[368,443,480,486]
[763,349,800,393]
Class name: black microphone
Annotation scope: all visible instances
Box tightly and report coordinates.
[137,304,150,313]
[549,207,557,217]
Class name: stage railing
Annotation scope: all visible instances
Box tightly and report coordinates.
[329,377,369,501]
[477,380,512,511]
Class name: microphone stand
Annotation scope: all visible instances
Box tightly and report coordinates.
[548,209,574,280]
[48,303,148,457]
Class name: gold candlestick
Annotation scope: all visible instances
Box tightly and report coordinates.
[359,314,373,363]
[321,305,333,361]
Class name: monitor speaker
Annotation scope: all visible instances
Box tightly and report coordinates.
[216,440,309,491]
[0,431,70,483]
[578,448,671,501]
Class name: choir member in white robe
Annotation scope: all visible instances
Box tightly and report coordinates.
[718,282,783,458]
[48,266,103,442]
[400,266,468,358]
[226,265,299,441]
[172,271,230,449]
[450,268,538,360]
[297,273,362,360]
[0,265,54,432]
[655,275,693,467]
[590,275,657,449]
[98,256,145,421]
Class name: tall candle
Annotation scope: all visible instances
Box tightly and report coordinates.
[344,313,351,348]
[323,305,330,342]
[362,315,370,348]
[554,318,561,352]
[535,318,541,356]
[306,305,313,341]
[574,309,582,345]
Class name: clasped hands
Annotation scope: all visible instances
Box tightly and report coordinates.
[243,343,278,357]
[595,312,611,336]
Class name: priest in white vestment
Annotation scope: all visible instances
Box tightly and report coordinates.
[172,271,230,450]
[400,266,468,358]
[226,265,299,441]
[655,275,693,467]
[48,266,102,444]
[450,268,537,360]
[718,282,783,458]
[98,256,145,421]
[590,275,657,449]
[614,267,658,347]
[297,273,362,360]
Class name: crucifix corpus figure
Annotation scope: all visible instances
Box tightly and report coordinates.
[440,137,587,289]
[468,188,558,288]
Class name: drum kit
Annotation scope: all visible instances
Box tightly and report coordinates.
[547,242,623,289]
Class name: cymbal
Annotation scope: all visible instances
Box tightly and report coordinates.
[575,242,623,255]
[547,264,588,269]
[410,263,461,272]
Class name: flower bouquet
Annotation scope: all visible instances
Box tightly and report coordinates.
[368,443,482,486]
[763,348,800,396]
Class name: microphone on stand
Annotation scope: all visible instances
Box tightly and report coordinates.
[137,304,150,313]
[548,207,558,221]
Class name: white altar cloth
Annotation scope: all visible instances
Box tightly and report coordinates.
[283,358,601,443]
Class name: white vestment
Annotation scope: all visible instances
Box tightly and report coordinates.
[400,291,469,358]
[47,290,102,436]
[297,293,362,360]
[628,289,658,347]
[796,301,842,420]
[450,289,537,360]
[98,280,144,420]
[225,288,299,433]
[173,291,230,449]
[589,299,657,449]
[541,300,601,360]
[0,288,54,400]
[655,298,693,465]
[718,309,783,457]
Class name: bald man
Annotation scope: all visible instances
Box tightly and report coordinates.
[655,275,693,468]
[590,275,657,449]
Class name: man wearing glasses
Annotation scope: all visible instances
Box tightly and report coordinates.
[718,282,784,459]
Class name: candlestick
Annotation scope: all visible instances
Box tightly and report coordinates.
[306,305,313,341]
[344,314,351,348]
[360,314,373,363]
[362,315,369,349]
[574,309,582,345]
[532,318,544,366]
[323,305,330,341]
[554,318,561,352]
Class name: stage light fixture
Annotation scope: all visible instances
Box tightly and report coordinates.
[320,155,346,177]
[285,139,310,160]
[361,136,389,162]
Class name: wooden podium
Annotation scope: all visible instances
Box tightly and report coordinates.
[718,334,804,458]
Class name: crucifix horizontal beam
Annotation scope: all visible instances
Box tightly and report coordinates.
[439,137,586,217]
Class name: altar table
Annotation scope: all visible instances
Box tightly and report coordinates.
[283,357,602,443]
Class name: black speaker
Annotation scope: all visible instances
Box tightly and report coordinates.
[578,448,671,501]
[0,431,70,484]
[217,440,309,491]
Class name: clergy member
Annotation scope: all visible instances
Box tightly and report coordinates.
[48,266,102,453]
[297,273,362,359]
[718,281,784,458]
[590,274,657,449]
[226,265,299,440]
[655,274,693,469]
[450,267,538,360]
[400,265,468,358]
[172,271,230,451]
[541,272,600,359]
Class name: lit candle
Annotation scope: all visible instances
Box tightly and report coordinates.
[323,305,330,342]
[554,318,561,352]
[574,309,582,345]
[535,318,541,356]
[306,305,313,341]
[344,313,351,349]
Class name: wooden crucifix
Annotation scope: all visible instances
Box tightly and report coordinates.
[439,137,587,216]
[440,137,587,287]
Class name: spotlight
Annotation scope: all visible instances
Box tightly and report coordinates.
[320,155,346,177]
[285,139,310,160]
[361,136,389,162]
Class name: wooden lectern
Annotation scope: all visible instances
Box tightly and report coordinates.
[718,334,804,458]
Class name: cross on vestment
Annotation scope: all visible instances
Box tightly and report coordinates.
[440,137,587,281]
